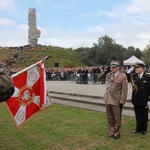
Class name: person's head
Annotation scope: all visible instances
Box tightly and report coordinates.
[110,66,119,73]
[110,60,120,73]
[134,62,145,74]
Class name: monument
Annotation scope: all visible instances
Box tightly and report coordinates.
[28,8,41,46]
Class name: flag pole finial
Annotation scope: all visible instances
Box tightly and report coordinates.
[42,56,52,62]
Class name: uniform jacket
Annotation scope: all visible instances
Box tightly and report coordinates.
[131,72,150,105]
[103,72,128,105]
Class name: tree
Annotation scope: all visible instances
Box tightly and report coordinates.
[93,35,125,65]
[125,46,142,59]
[142,43,150,67]
[75,35,142,66]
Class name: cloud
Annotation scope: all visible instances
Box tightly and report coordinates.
[39,35,96,49]
[36,0,75,9]
[89,10,115,18]
[87,0,150,23]
[84,26,104,33]
[78,0,150,50]
[0,24,28,46]
[126,4,140,14]
[0,0,17,14]
[0,18,16,26]
[0,0,150,51]
[38,26,61,36]
[0,21,148,51]
[101,22,150,50]
[39,27,102,49]
[126,0,150,14]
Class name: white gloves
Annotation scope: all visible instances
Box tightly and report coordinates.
[147,101,150,107]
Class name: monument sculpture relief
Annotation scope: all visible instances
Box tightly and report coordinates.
[28,8,41,46]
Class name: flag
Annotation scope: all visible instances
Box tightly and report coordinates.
[5,59,53,128]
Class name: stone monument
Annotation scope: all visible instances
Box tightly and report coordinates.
[28,8,41,46]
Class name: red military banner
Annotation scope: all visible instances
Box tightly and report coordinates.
[5,59,53,128]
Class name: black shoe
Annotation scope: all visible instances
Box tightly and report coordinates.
[142,132,147,135]
[113,136,120,139]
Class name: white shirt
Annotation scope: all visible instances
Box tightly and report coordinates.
[114,71,119,77]
[138,72,144,79]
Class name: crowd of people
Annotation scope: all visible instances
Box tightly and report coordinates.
[45,66,108,84]
[42,65,149,83]
[9,65,150,84]
[46,66,149,83]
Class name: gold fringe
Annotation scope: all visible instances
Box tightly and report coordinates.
[131,73,138,93]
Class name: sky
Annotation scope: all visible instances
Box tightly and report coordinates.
[0,0,150,50]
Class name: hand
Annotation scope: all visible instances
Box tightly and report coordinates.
[119,103,123,109]
[147,101,150,107]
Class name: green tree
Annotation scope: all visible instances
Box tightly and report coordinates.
[93,35,125,65]
[142,43,150,67]
[125,46,142,59]
[75,35,142,66]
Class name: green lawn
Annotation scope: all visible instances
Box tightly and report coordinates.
[0,48,84,68]
[0,104,149,150]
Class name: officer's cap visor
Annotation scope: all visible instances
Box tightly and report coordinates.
[110,65,119,68]
[135,63,145,68]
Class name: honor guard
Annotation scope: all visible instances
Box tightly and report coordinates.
[103,61,128,139]
[131,62,150,135]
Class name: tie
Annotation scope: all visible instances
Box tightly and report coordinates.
[138,75,141,79]
[111,74,115,82]
[113,74,115,79]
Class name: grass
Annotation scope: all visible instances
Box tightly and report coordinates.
[0,48,84,68]
[0,104,150,150]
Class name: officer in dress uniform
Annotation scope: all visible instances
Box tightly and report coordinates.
[104,61,128,139]
[131,62,150,135]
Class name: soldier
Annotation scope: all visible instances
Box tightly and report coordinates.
[131,62,150,135]
[104,61,128,139]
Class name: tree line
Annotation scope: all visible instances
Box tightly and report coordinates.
[74,35,149,67]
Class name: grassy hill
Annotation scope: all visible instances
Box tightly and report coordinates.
[0,47,84,68]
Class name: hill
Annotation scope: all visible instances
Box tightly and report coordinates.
[0,47,84,68]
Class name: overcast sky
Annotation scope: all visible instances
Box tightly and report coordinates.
[0,0,150,50]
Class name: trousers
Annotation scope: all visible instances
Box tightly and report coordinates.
[134,105,148,132]
[106,104,122,137]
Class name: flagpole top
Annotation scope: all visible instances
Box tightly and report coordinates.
[42,56,52,62]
